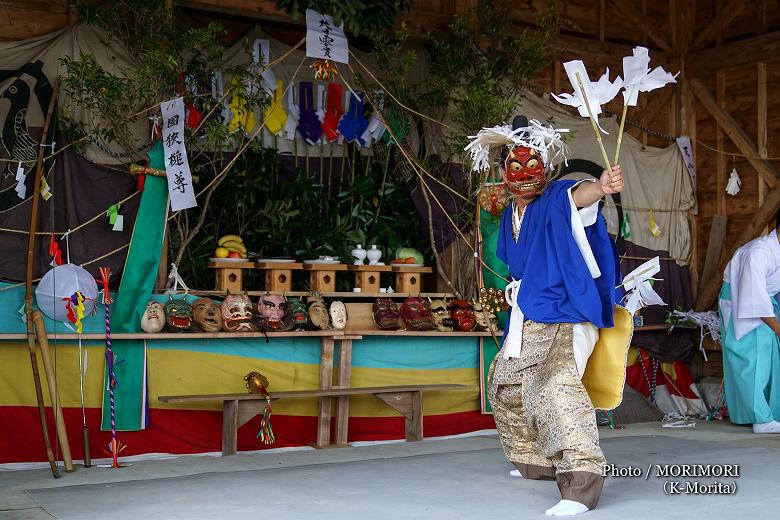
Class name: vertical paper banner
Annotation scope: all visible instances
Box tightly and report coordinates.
[160,98,197,211]
[305,9,349,64]
[676,136,697,215]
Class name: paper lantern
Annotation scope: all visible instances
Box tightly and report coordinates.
[36,264,98,326]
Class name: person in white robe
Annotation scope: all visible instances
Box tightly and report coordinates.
[719,223,780,434]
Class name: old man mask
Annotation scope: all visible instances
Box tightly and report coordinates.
[192,298,223,333]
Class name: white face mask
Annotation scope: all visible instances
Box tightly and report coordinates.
[140,301,165,333]
[329,301,347,329]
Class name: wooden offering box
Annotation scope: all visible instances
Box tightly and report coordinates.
[391,265,432,294]
[255,261,304,292]
[348,264,392,293]
[303,263,349,292]
[207,261,255,293]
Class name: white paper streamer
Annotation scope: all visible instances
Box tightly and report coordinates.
[620,46,678,107]
[725,168,741,196]
[619,257,666,315]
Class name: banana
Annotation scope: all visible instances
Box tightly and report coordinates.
[221,240,247,253]
[218,235,244,246]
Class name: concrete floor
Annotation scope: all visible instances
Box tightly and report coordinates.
[1,421,778,519]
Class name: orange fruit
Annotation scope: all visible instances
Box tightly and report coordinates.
[405,257,416,264]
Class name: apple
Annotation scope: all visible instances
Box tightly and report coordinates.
[228,251,242,259]
[215,247,229,258]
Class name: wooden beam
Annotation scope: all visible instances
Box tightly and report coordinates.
[608,0,672,52]
[635,88,675,129]
[690,0,747,50]
[690,78,779,189]
[696,182,780,310]
[758,62,768,229]
[716,72,727,215]
[687,31,780,77]
[699,215,728,296]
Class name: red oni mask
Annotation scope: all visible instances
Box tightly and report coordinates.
[449,299,476,332]
[504,146,545,198]
[400,297,435,331]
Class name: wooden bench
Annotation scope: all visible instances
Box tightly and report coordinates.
[159,384,469,455]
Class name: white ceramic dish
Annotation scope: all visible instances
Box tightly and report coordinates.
[209,257,249,263]
[391,263,424,268]
[256,258,296,263]
[303,259,341,265]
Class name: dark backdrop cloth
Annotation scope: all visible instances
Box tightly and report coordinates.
[0,146,139,282]
[621,241,696,363]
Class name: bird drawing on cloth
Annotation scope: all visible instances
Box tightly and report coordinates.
[1,77,38,165]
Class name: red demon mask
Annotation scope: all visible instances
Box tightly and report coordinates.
[503,145,545,198]
[449,299,476,332]
[373,298,401,330]
[400,297,434,331]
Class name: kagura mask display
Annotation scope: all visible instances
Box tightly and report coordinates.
[140,301,165,333]
[329,301,347,330]
[400,297,434,331]
[221,293,257,332]
[449,299,476,332]
[164,297,192,332]
[307,294,330,330]
[257,294,287,331]
[287,297,309,330]
[503,145,546,198]
[472,300,499,332]
[373,298,400,330]
[192,298,223,333]
[429,299,453,332]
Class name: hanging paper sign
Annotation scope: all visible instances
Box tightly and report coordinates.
[305,9,348,64]
[675,136,697,215]
[160,97,197,211]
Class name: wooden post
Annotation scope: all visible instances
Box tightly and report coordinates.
[334,338,353,446]
[222,399,238,456]
[316,336,335,447]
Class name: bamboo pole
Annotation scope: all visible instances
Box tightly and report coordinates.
[25,78,61,478]
[614,103,629,164]
[575,72,613,172]
[32,312,74,472]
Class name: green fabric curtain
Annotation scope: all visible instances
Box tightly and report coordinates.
[102,159,168,431]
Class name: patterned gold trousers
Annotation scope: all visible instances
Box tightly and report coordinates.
[488,321,605,509]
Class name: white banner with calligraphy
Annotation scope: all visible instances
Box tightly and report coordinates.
[305,9,348,64]
[676,136,697,215]
[160,97,197,211]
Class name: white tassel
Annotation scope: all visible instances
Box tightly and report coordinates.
[725,168,741,196]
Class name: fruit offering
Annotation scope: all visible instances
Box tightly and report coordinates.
[215,234,247,259]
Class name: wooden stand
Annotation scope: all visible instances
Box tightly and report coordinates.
[207,261,255,293]
[303,263,349,292]
[348,264,392,293]
[391,265,432,294]
[255,262,303,292]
